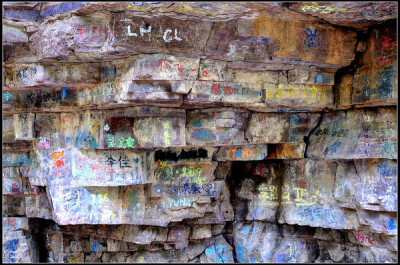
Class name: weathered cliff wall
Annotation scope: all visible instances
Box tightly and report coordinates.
[2,2,398,263]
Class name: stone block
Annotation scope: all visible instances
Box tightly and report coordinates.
[89,238,106,252]
[354,159,397,212]
[3,167,24,194]
[215,145,268,161]
[233,222,318,263]
[30,13,114,60]
[2,196,25,216]
[225,69,280,84]
[4,64,45,88]
[25,194,53,219]
[91,82,118,105]
[235,159,395,231]
[278,160,360,230]
[202,235,234,263]
[149,180,223,201]
[186,108,250,146]
[357,210,397,236]
[204,20,274,62]
[333,161,360,210]
[280,204,359,231]
[3,232,39,263]
[133,116,186,148]
[3,23,29,43]
[153,161,217,186]
[2,116,16,143]
[288,66,334,85]
[63,253,85,263]
[3,85,79,112]
[3,217,29,231]
[3,152,36,167]
[352,66,397,106]
[184,81,263,107]
[85,252,102,263]
[345,230,395,250]
[187,181,234,225]
[125,81,183,106]
[358,24,397,68]
[190,225,212,240]
[335,74,353,109]
[35,113,61,136]
[131,54,199,81]
[249,14,357,68]
[307,107,397,159]
[274,143,305,159]
[264,83,333,110]
[102,116,135,149]
[13,113,35,140]
[47,185,146,225]
[113,14,213,57]
[3,42,39,64]
[166,225,190,249]
[247,113,320,143]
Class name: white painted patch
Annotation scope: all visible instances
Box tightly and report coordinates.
[227,44,236,56]
[127,25,137,36]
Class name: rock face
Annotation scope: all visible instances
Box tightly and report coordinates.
[2,2,398,264]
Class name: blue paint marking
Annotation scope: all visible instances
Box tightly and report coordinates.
[5,239,19,252]
[131,2,161,6]
[237,244,245,263]
[8,252,16,263]
[91,241,103,252]
[378,66,395,99]
[4,92,12,101]
[314,73,324,84]
[62,86,66,101]
[277,253,285,263]
[304,27,320,47]
[242,225,251,234]
[193,121,202,127]
[239,37,270,43]
[109,51,119,55]
[389,218,396,230]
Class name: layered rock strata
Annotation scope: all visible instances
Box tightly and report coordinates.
[2,2,397,263]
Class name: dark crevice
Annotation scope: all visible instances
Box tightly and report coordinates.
[332,28,369,108]
[29,218,56,262]
[304,112,324,158]
[304,21,373,158]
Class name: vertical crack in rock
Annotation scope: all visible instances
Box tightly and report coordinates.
[203,21,216,55]
[333,28,369,107]
[304,112,324,158]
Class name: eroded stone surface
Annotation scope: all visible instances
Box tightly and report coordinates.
[307,108,397,159]
[2,2,397,264]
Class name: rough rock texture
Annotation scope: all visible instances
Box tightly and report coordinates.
[2,1,398,264]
